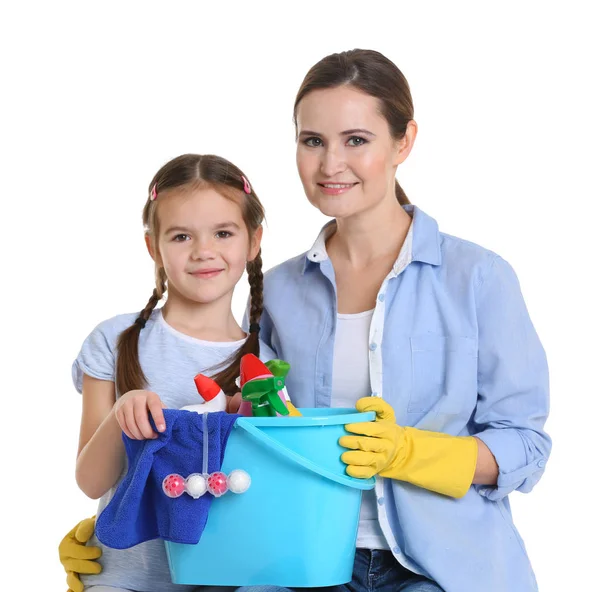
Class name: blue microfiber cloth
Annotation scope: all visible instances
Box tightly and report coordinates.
[96,409,239,549]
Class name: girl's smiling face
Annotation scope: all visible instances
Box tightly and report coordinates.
[149,187,261,306]
[295,85,415,220]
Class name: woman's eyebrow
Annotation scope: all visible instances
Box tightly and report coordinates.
[298,129,376,137]
[298,130,322,137]
[341,128,376,137]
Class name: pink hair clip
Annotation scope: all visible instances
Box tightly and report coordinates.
[150,184,158,201]
[241,175,251,195]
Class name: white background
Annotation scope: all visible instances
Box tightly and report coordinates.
[1,1,598,590]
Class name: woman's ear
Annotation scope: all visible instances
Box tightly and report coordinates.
[248,225,264,262]
[393,120,418,166]
[145,234,162,265]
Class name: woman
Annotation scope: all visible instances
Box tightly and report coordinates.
[60,49,550,592]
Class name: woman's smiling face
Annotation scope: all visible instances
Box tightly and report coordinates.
[295,85,412,220]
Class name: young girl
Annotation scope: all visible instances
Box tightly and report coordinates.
[69,153,271,592]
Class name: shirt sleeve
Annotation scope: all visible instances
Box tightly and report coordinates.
[472,255,551,501]
[71,318,118,393]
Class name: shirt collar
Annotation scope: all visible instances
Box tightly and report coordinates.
[302,205,442,274]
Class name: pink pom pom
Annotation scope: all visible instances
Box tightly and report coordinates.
[207,472,229,497]
[163,473,185,498]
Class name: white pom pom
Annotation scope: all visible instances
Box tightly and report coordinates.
[228,469,251,494]
[185,473,208,499]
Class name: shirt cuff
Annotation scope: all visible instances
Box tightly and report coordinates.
[475,428,547,501]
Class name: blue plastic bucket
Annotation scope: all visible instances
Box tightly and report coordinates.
[165,408,375,587]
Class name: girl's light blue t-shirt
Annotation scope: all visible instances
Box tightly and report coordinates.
[72,307,274,592]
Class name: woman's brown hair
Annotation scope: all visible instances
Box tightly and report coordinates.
[293,49,413,205]
[116,154,265,396]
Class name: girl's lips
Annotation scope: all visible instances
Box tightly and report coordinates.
[190,269,223,279]
[317,182,358,196]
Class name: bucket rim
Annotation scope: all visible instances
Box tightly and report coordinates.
[234,413,376,490]
[238,408,376,426]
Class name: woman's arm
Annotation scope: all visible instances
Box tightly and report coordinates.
[472,255,551,500]
[473,437,499,485]
[75,374,124,499]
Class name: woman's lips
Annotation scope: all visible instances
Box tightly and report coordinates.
[317,182,358,196]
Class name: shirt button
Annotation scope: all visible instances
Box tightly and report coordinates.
[378,293,385,302]
[369,343,377,351]
[393,546,401,554]
[377,497,385,505]
[537,459,546,468]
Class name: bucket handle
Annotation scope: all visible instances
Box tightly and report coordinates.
[234,418,375,491]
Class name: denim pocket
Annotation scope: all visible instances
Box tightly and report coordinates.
[408,335,477,414]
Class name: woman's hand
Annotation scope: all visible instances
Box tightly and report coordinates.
[58,516,101,592]
[340,397,404,479]
[340,397,478,498]
[113,389,166,439]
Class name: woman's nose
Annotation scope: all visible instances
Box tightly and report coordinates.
[320,147,346,177]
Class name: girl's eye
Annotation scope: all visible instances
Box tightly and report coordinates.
[216,231,233,239]
[347,136,367,147]
[303,137,323,147]
[173,234,190,242]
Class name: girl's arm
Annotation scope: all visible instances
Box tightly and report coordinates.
[76,375,167,499]
[75,374,124,499]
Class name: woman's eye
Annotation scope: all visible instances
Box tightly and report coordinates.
[303,137,323,147]
[216,231,232,239]
[347,136,367,147]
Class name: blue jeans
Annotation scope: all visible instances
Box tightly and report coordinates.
[237,548,442,592]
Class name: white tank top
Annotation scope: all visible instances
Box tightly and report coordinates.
[331,309,390,550]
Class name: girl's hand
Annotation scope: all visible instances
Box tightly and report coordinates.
[113,389,167,440]
[226,392,242,413]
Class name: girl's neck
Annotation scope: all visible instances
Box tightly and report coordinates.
[327,197,412,269]
[161,292,245,343]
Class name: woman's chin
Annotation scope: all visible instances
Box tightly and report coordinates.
[310,197,361,219]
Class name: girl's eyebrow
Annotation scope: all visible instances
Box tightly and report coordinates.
[164,225,191,234]
[213,221,241,230]
[163,222,241,234]
[298,128,376,137]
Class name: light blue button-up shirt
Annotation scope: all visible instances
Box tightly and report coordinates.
[250,205,550,592]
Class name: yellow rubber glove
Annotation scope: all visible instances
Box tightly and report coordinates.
[340,397,478,498]
[58,516,102,592]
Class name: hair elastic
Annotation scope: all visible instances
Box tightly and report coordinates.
[241,175,251,194]
[135,316,147,329]
[248,323,260,334]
